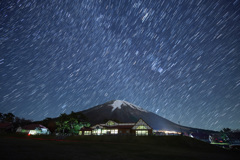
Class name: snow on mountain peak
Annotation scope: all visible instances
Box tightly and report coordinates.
[110,100,147,112]
[110,100,123,111]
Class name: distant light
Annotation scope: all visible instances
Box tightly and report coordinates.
[61,104,67,109]
[154,130,181,135]
[158,67,163,73]
[29,130,37,135]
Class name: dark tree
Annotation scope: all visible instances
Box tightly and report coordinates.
[56,113,69,134]
[42,117,52,126]
[47,121,56,133]
[3,113,15,122]
[0,113,3,122]
[221,128,231,133]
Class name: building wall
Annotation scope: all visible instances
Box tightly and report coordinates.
[118,129,131,134]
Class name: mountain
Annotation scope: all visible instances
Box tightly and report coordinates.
[80,100,205,133]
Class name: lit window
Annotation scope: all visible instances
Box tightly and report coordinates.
[102,129,118,134]
[84,131,91,135]
[102,129,107,134]
[110,129,118,134]
[79,131,82,135]
[97,129,101,135]
[93,129,102,135]
[136,130,148,136]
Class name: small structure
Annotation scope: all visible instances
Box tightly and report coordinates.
[16,124,50,135]
[209,133,230,148]
[79,119,152,136]
[209,133,229,143]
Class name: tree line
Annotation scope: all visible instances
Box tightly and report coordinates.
[0,112,32,132]
[55,111,90,135]
[0,112,32,125]
[0,111,90,135]
[39,111,90,135]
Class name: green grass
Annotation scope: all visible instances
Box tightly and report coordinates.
[0,135,239,160]
[211,142,230,145]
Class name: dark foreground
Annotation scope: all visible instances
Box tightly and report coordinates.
[0,135,239,160]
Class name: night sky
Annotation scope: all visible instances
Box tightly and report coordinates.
[1,0,240,131]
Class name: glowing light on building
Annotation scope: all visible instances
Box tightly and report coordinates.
[29,130,37,135]
[154,130,181,135]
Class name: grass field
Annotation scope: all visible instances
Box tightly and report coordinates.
[0,134,239,160]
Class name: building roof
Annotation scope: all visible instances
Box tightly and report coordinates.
[80,127,92,131]
[0,122,12,129]
[132,119,152,130]
[21,124,48,130]
[91,119,152,130]
[103,125,134,129]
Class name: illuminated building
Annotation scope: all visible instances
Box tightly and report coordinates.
[79,119,152,136]
[16,124,50,135]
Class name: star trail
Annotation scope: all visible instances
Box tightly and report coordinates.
[0,0,240,131]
